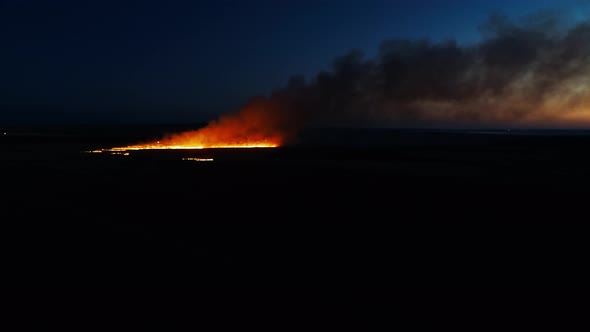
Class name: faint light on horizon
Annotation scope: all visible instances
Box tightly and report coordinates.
[182,158,214,162]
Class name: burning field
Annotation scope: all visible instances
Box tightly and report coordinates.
[5,12,590,288]
[90,98,286,153]
[86,15,590,155]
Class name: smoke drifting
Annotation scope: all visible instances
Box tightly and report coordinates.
[142,13,590,149]
[269,13,590,131]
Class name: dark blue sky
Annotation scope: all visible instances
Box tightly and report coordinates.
[1,0,588,123]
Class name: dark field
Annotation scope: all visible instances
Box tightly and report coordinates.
[2,126,590,287]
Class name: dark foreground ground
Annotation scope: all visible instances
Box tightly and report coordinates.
[1,126,590,288]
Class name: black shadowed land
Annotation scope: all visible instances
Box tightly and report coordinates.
[2,124,590,287]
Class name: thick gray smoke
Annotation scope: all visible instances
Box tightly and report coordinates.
[164,13,590,148]
[261,12,590,134]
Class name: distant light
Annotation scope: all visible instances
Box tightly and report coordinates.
[3,132,6,135]
[182,158,214,162]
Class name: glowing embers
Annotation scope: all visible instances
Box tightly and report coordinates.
[104,143,278,151]
[86,141,278,154]
[182,158,214,162]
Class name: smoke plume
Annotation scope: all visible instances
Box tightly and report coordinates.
[157,13,590,148]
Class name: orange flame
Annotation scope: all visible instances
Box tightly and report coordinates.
[104,98,286,151]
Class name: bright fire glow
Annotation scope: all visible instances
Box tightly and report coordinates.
[88,98,284,152]
[103,143,278,151]
[87,141,277,154]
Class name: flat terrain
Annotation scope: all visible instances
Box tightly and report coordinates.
[2,126,590,287]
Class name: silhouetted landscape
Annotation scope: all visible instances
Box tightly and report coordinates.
[3,125,590,287]
[4,1,590,291]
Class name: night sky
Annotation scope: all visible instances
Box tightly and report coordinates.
[1,0,589,124]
